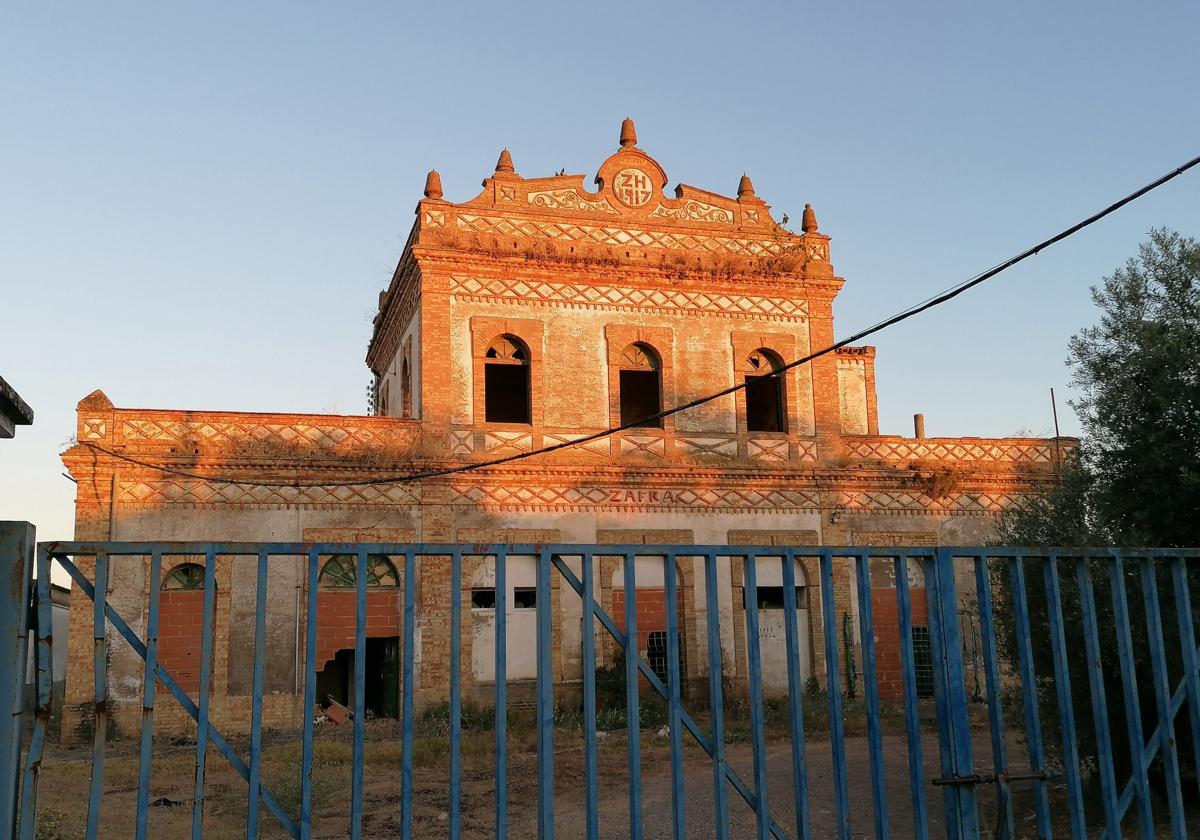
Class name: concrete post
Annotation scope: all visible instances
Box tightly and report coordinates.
[0,522,35,840]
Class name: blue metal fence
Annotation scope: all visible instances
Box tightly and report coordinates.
[4,536,1199,839]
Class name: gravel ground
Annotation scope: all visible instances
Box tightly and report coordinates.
[27,723,1198,838]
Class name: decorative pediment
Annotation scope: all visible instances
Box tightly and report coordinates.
[448,118,790,234]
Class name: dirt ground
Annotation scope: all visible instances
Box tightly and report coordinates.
[22,714,1199,839]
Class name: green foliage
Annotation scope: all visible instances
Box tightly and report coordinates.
[993,228,1200,784]
[418,700,498,733]
[589,652,669,730]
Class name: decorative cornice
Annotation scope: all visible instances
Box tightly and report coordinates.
[448,276,810,321]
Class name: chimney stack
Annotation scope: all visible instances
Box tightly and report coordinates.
[914,413,926,439]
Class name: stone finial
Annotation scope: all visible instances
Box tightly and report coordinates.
[801,203,818,233]
[737,174,755,199]
[495,148,515,174]
[423,170,443,200]
[619,117,637,148]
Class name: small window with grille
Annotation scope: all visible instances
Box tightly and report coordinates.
[911,625,935,699]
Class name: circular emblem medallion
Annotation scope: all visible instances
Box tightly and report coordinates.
[612,167,654,207]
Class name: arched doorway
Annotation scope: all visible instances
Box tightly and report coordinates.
[314,554,401,718]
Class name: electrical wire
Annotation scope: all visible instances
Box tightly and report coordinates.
[78,151,1200,488]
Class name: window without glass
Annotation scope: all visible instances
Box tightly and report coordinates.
[745,586,808,610]
[744,349,787,433]
[513,587,537,609]
[484,336,531,424]
[400,355,412,418]
[471,588,497,609]
[618,343,662,428]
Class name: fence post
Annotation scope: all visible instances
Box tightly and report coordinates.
[0,522,35,840]
[927,547,978,839]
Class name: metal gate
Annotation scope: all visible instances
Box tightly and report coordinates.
[2,530,1198,839]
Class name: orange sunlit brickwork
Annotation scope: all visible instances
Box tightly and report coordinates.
[60,119,1069,737]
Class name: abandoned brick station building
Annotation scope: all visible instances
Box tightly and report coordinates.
[61,119,1065,736]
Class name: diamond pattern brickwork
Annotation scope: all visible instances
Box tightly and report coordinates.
[846,438,1058,464]
[450,276,808,320]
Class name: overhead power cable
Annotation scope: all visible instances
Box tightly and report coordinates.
[79,151,1200,488]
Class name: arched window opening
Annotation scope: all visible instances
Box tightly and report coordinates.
[618,343,662,428]
[378,381,390,417]
[745,349,787,433]
[319,555,400,589]
[400,355,412,418]
[162,563,206,590]
[484,335,531,424]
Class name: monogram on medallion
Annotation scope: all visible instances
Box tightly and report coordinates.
[613,168,654,207]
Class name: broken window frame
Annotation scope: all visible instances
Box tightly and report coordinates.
[471,588,497,610]
[744,348,788,433]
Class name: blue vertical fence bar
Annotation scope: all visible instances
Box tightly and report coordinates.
[1074,556,1120,836]
[580,551,600,840]
[18,542,51,840]
[135,549,163,840]
[191,549,217,840]
[1169,554,1200,794]
[300,548,320,840]
[0,522,34,840]
[1008,556,1051,838]
[1139,556,1185,837]
[742,554,770,840]
[350,548,368,840]
[401,550,415,840]
[819,549,850,840]
[494,549,507,840]
[449,551,462,840]
[704,552,730,840]
[973,554,1012,840]
[893,552,928,840]
[854,551,889,840]
[536,549,554,840]
[21,540,1200,840]
[623,550,643,840]
[926,548,977,840]
[780,550,811,840]
[85,551,109,840]
[1042,551,1086,839]
[663,552,686,840]
[247,550,269,839]
[1108,553,1154,839]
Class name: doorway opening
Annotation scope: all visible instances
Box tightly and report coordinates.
[315,636,400,718]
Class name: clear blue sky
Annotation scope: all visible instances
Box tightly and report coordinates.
[2,1,1197,542]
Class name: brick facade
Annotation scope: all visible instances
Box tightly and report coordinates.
[60,120,1069,737]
